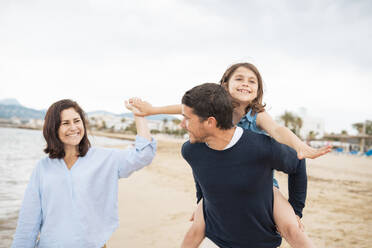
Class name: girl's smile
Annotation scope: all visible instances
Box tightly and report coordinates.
[228,66,258,104]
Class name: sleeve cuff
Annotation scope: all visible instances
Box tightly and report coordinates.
[134,135,156,151]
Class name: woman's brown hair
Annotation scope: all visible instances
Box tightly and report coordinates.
[43,99,91,159]
[219,62,266,115]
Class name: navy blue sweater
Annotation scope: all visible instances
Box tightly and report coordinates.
[181,130,307,248]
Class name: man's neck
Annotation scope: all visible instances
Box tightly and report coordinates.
[205,127,237,151]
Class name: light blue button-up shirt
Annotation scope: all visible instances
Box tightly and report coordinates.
[12,135,156,248]
[237,109,267,135]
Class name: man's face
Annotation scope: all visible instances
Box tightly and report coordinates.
[181,104,208,143]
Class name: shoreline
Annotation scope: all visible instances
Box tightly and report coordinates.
[0,125,186,143]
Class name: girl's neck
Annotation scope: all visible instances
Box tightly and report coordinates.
[232,105,247,125]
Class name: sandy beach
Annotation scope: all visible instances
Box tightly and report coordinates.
[106,137,372,248]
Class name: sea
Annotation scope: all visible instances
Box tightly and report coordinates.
[0,127,131,247]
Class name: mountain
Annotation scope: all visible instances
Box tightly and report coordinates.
[87,111,179,121]
[119,113,179,121]
[87,110,121,116]
[0,104,45,119]
[0,98,179,121]
[0,98,22,106]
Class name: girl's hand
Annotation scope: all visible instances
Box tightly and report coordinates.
[128,98,154,116]
[296,143,332,160]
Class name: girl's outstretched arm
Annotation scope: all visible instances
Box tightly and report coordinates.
[256,111,332,159]
[128,98,182,116]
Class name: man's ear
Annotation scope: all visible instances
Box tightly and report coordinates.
[206,116,217,128]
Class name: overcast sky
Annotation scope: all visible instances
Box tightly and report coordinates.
[1,0,371,133]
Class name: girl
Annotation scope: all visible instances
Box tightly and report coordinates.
[129,62,331,248]
[11,99,156,248]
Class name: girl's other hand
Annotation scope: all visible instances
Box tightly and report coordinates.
[128,98,154,116]
[297,143,332,160]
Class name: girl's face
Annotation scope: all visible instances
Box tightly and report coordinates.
[58,107,85,149]
[227,66,258,105]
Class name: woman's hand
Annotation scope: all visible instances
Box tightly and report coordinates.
[125,99,152,141]
[128,98,154,116]
[125,100,141,116]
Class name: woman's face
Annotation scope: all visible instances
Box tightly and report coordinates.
[227,66,259,105]
[58,107,84,149]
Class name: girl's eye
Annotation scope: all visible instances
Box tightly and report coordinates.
[75,119,81,123]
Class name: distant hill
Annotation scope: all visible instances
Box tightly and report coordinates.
[0,98,22,106]
[119,113,180,121]
[0,98,179,121]
[87,110,120,116]
[0,104,45,119]
[87,111,179,121]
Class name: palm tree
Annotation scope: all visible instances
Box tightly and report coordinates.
[162,118,168,132]
[307,131,318,140]
[352,122,363,134]
[280,111,295,128]
[279,111,303,136]
[294,117,303,136]
[172,118,181,125]
[352,121,372,135]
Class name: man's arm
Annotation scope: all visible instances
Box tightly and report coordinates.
[269,138,307,218]
[194,174,203,203]
[288,159,307,218]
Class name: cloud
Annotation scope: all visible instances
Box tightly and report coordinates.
[0,0,370,133]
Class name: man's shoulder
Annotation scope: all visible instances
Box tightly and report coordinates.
[241,128,272,143]
[181,141,205,158]
[181,140,191,152]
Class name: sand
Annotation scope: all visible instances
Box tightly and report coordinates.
[106,138,372,248]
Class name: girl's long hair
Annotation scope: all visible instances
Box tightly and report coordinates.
[219,62,266,115]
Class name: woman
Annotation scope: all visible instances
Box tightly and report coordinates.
[11,99,156,248]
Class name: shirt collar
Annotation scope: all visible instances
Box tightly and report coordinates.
[238,109,254,125]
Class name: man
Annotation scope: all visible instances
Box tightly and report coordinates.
[180,83,307,248]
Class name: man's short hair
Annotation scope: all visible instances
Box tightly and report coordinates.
[182,83,234,130]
